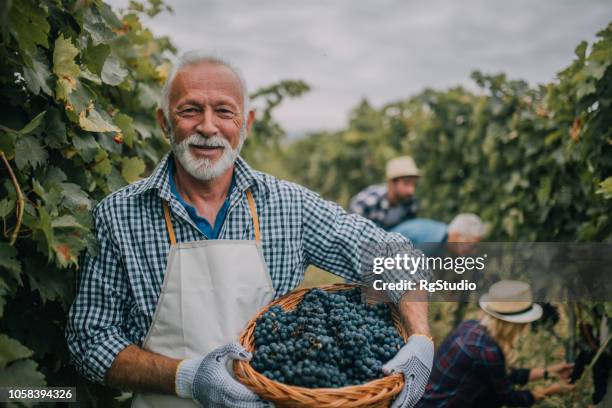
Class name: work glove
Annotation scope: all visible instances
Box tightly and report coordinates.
[176,341,273,408]
[382,334,434,408]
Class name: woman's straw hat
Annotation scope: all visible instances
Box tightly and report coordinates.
[479,280,542,323]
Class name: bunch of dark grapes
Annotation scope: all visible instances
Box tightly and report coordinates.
[251,288,404,388]
[531,302,560,331]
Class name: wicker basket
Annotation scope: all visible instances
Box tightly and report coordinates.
[234,283,409,408]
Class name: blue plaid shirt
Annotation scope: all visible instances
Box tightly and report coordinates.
[65,153,429,384]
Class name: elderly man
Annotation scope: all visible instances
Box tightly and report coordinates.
[66,52,433,408]
[350,156,419,230]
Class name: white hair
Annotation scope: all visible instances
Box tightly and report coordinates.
[448,213,486,239]
[160,51,249,122]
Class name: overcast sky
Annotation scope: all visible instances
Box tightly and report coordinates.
[107,0,612,135]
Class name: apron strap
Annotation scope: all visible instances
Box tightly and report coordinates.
[162,201,177,246]
[245,190,261,242]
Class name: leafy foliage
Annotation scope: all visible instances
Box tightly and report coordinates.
[0,0,173,404]
[0,0,308,405]
[283,24,612,242]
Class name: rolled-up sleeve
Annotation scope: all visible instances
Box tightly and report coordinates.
[301,188,431,303]
[65,204,132,384]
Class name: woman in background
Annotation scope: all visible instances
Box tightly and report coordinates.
[417,281,574,407]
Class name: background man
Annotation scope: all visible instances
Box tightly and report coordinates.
[350,156,419,230]
[66,52,433,408]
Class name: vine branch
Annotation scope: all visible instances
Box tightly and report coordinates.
[0,150,24,245]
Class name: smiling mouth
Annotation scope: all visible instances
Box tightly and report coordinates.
[189,144,224,151]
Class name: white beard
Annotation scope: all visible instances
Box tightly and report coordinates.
[170,126,246,181]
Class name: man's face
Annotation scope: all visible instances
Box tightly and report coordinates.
[390,176,418,201]
[158,62,254,180]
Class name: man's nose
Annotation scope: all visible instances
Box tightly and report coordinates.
[195,109,219,136]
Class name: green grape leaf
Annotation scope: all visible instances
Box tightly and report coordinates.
[0,131,16,158]
[93,157,112,176]
[52,35,81,101]
[0,111,47,137]
[52,232,85,267]
[80,67,102,85]
[0,359,46,387]
[107,167,127,192]
[121,157,146,183]
[138,83,160,109]
[72,132,99,162]
[596,177,612,199]
[17,111,46,135]
[25,259,70,304]
[82,43,111,77]
[0,242,21,282]
[101,55,128,86]
[42,166,68,187]
[79,108,120,132]
[23,49,53,96]
[92,150,113,176]
[32,205,54,261]
[14,135,48,171]
[51,214,87,230]
[0,198,14,218]
[59,182,92,211]
[98,2,123,29]
[0,278,9,318]
[0,335,33,369]
[83,7,117,46]
[575,41,588,60]
[114,112,137,147]
[604,302,612,318]
[8,1,50,56]
[44,108,67,148]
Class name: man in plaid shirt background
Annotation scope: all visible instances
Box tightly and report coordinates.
[350,156,419,230]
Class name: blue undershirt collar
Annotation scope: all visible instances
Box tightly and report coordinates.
[168,157,235,239]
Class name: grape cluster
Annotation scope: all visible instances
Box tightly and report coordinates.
[250,288,404,388]
[531,302,560,331]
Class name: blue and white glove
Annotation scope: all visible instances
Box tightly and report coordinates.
[176,341,273,408]
[382,334,434,408]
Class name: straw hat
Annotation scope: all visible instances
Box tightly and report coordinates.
[386,156,420,179]
[479,280,542,323]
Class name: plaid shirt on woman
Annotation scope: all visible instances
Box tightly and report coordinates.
[417,320,535,407]
[65,153,429,384]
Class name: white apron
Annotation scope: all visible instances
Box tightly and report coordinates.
[132,190,275,407]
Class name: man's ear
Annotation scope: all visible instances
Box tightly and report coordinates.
[156,108,169,136]
[245,109,256,136]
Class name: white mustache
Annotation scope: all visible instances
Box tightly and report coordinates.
[182,134,230,149]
